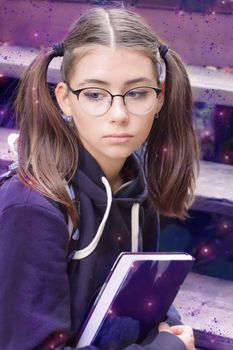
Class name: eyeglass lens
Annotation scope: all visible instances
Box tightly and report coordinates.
[78,87,158,116]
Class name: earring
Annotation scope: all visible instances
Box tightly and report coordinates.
[62,113,73,123]
[154,113,159,119]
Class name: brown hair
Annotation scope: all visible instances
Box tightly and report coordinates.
[15,7,199,226]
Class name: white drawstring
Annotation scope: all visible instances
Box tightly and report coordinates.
[72,177,112,260]
[64,180,76,240]
[131,203,140,252]
[66,176,140,260]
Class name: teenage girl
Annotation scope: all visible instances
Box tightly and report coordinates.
[0,7,199,350]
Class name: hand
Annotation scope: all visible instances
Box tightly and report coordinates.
[158,322,195,350]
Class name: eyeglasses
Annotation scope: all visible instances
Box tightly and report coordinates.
[66,84,161,117]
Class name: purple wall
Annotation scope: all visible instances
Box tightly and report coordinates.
[0,0,232,68]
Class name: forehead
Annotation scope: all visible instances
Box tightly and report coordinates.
[70,45,157,86]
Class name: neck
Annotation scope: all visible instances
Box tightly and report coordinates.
[80,144,129,192]
[99,158,126,192]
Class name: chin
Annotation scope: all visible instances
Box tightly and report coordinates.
[103,148,136,160]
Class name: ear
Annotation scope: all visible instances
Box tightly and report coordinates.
[55,82,72,116]
[156,90,164,114]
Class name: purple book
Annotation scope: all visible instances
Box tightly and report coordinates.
[76,252,195,349]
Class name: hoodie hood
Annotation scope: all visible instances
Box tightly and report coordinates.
[69,148,148,260]
[73,148,148,205]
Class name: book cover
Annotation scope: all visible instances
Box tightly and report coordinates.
[76,252,195,349]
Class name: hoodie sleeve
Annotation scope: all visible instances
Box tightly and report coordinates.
[0,202,186,350]
[0,202,73,350]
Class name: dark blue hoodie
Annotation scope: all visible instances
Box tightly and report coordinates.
[0,148,186,350]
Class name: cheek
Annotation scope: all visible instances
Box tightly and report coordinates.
[70,105,90,130]
[134,117,155,147]
[140,116,155,136]
[72,113,100,142]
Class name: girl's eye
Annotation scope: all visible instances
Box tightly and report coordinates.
[127,90,148,98]
[83,91,106,100]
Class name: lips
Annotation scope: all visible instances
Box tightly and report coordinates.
[103,134,133,143]
[104,134,133,138]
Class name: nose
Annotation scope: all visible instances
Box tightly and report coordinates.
[108,96,129,124]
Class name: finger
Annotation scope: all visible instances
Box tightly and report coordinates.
[158,322,172,333]
[170,325,194,336]
[169,325,184,335]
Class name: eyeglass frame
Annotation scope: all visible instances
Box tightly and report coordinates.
[65,83,162,115]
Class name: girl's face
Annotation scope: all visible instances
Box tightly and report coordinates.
[56,46,164,167]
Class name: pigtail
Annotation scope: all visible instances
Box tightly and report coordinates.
[15,49,79,226]
[146,49,200,219]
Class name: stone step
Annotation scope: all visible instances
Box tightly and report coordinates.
[193,160,233,217]
[175,271,233,346]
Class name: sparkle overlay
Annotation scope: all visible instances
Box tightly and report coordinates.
[0,1,233,349]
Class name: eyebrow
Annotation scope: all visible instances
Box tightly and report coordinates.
[77,77,155,87]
